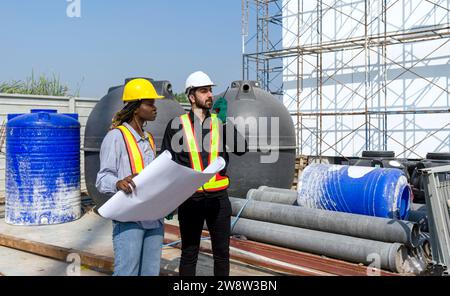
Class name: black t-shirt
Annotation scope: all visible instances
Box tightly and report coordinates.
[160,110,247,199]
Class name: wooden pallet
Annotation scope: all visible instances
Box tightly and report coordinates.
[291,155,308,190]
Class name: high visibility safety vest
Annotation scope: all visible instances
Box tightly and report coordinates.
[116,125,156,174]
[180,113,230,192]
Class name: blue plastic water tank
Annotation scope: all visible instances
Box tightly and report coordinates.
[5,109,81,225]
[297,164,412,219]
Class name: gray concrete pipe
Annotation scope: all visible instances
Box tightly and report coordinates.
[246,188,297,205]
[230,217,408,273]
[230,197,421,248]
[258,186,298,196]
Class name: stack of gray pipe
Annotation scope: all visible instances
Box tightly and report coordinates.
[228,186,432,275]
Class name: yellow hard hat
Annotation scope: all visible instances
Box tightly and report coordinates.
[122,78,164,102]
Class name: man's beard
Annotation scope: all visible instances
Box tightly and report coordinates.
[195,98,212,110]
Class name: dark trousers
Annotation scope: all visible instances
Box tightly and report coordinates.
[178,193,231,276]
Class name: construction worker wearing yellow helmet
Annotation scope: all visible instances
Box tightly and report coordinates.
[96,78,165,276]
[161,71,247,276]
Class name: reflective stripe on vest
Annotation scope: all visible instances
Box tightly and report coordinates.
[117,125,155,174]
[147,133,156,153]
[180,113,230,192]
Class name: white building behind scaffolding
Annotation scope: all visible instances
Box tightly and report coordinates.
[281,0,450,158]
[243,0,450,159]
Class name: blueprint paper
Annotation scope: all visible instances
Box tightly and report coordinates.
[98,150,225,221]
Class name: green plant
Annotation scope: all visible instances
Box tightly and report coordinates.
[0,71,79,96]
[173,92,189,104]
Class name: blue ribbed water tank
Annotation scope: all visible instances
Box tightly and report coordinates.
[5,109,81,225]
[297,164,412,219]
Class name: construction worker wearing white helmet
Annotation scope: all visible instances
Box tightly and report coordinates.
[161,71,247,276]
[96,78,165,276]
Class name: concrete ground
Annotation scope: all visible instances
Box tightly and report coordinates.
[0,246,107,276]
[0,209,275,276]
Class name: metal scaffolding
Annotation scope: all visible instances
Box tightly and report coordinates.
[242,0,450,159]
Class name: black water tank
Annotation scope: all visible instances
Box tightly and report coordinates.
[422,153,450,183]
[409,152,450,204]
[215,81,297,198]
[84,78,185,206]
[425,152,450,162]
[361,150,395,158]
[351,150,406,170]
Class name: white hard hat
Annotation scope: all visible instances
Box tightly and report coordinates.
[185,71,216,94]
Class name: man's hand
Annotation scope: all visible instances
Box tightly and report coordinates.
[116,174,138,194]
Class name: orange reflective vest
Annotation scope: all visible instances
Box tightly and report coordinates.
[180,113,230,192]
[116,125,155,174]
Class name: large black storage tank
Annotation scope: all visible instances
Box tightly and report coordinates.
[84,78,185,206]
[215,81,296,198]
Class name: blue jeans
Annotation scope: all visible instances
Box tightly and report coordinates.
[112,221,164,276]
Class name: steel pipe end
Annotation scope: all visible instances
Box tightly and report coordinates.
[389,243,408,274]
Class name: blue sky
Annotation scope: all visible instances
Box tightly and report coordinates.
[0,0,243,98]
